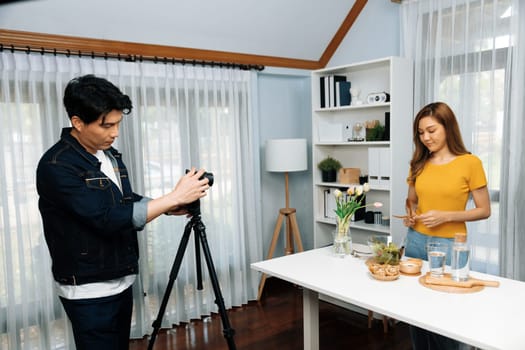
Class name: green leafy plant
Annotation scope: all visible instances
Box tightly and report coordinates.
[370,241,401,265]
[366,124,385,141]
[317,156,342,172]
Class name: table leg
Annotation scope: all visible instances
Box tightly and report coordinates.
[303,288,319,350]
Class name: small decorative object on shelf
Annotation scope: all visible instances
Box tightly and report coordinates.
[352,122,365,141]
[349,87,363,106]
[338,168,360,184]
[317,156,342,182]
[332,184,382,257]
[366,92,390,105]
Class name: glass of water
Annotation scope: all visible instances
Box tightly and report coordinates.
[426,242,447,278]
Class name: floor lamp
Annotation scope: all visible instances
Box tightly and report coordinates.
[258,138,307,300]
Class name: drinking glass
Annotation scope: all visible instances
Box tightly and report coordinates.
[426,242,447,278]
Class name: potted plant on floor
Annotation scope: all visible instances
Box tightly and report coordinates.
[317,156,342,182]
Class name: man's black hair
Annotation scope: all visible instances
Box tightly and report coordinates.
[63,74,132,124]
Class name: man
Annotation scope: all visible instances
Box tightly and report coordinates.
[36,74,210,350]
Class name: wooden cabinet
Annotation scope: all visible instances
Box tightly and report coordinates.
[311,57,413,247]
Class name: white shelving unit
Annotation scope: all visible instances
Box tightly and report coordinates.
[311,57,413,247]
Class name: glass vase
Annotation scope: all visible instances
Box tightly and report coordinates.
[333,218,352,258]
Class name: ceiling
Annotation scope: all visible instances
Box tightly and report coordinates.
[0,0,369,69]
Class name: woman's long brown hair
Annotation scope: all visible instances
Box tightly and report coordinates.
[408,102,469,183]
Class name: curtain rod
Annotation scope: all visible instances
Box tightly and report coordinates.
[0,43,265,71]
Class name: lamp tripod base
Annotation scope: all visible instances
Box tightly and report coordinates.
[257,207,304,300]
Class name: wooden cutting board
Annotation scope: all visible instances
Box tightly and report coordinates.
[418,273,499,294]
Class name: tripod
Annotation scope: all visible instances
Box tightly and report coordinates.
[148,201,236,350]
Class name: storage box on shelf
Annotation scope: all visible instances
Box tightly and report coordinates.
[311,57,413,248]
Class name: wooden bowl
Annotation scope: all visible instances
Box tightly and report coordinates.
[399,260,422,274]
[370,272,400,281]
[407,258,423,266]
[367,262,400,281]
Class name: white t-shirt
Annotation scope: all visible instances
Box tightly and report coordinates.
[56,150,135,299]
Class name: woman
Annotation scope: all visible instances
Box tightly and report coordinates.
[403,102,490,349]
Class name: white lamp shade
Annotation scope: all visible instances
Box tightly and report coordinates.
[265,138,307,172]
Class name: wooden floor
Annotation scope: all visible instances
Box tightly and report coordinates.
[130,277,412,350]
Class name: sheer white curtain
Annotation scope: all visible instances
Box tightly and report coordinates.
[0,51,262,349]
[400,0,522,276]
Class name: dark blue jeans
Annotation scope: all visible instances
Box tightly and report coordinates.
[404,228,461,350]
[60,286,133,350]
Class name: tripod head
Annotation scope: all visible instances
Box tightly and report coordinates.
[186,199,201,217]
[184,169,214,217]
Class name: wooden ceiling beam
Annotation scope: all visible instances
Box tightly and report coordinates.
[318,0,368,67]
[0,1,368,70]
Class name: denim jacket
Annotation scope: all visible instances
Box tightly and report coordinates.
[37,128,143,285]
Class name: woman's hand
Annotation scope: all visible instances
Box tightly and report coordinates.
[403,195,417,227]
[403,216,416,227]
[414,210,448,228]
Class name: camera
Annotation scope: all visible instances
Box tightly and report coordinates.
[185,169,214,187]
[184,169,214,215]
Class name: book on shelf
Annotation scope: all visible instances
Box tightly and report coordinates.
[335,81,351,107]
[368,147,391,189]
[319,75,347,108]
[324,76,330,108]
[320,76,326,108]
[329,75,347,107]
[324,189,336,220]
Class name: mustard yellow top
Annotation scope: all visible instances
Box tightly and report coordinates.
[407,154,488,238]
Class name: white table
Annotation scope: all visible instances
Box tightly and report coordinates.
[251,247,525,350]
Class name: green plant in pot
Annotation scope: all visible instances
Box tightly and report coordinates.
[366,124,385,141]
[317,156,342,182]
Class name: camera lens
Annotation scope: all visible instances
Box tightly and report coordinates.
[202,172,214,187]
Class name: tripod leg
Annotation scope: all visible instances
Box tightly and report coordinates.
[148,220,193,350]
[195,231,203,290]
[194,220,237,350]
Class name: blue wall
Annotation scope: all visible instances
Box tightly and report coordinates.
[257,71,313,255]
[329,1,401,66]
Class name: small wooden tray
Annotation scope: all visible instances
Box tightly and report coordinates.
[418,273,484,293]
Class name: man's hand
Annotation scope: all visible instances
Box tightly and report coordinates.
[168,167,210,210]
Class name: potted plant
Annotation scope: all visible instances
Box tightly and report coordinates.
[317,156,342,182]
[366,123,385,141]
